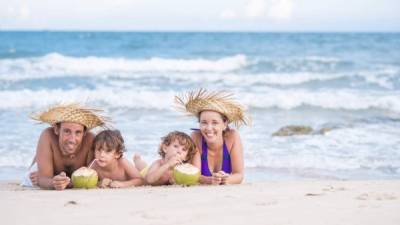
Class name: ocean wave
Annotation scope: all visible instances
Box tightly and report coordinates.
[241,89,400,112]
[0,53,398,90]
[0,53,248,80]
[0,88,399,113]
[0,89,177,110]
[245,124,400,173]
[250,55,352,73]
[1,70,398,91]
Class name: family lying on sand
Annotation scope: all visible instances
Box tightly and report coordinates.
[26,89,251,190]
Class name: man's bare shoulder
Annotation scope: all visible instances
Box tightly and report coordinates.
[39,127,57,143]
[84,131,95,141]
[81,131,95,147]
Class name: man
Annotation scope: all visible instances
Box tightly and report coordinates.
[30,103,108,190]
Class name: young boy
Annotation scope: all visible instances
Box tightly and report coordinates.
[91,130,144,188]
[142,131,196,186]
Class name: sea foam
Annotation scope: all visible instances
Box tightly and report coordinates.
[0,88,399,113]
[0,53,248,81]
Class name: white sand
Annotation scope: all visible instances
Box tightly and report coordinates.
[1,180,399,225]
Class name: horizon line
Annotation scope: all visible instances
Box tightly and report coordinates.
[1,29,400,33]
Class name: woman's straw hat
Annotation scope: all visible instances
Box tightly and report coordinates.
[175,89,251,127]
[31,103,109,129]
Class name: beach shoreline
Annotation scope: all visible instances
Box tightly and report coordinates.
[2,180,399,225]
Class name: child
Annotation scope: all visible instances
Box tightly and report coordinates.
[143,131,197,186]
[91,129,144,188]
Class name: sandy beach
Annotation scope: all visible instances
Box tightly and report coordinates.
[1,180,399,225]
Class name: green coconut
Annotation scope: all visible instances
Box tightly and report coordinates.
[71,167,98,189]
[173,163,200,185]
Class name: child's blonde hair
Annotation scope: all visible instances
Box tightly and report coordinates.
[93,129,125,159]
[158,131,196,163]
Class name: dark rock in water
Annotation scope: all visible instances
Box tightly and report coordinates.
[272,125,338,136]
[315,127,333,135]
[272,125,313,136]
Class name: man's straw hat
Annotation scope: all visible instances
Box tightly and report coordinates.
[31,103,109,129]
[175,89,251,127]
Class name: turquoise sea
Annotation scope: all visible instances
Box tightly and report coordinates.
[0,32,399,181]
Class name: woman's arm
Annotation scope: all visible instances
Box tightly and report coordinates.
[200,175,223,185]
[191,147,201,169]
[191,132,210,184]
[222,130,244,184]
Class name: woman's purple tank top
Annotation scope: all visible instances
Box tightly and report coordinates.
[201,137,232,176]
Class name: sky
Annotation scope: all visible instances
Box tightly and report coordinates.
[0,0,399,31]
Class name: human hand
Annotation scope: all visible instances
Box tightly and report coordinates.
[217,171,229,185]
[99,178,112,188]
[109,180,124,188]
[168,176,176,185]
[29,171,38,186]
[211,171,229,185]
[52,172,71,190]
[167,155,182,168]
[211,173,223,185]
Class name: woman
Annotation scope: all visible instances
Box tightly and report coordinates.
[175,89,250,184]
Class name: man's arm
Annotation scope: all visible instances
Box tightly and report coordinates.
[85,132,95,166]
[36,128,70,190]
[36,129,55,189]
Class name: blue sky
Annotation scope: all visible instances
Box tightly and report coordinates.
[1,0,399,31]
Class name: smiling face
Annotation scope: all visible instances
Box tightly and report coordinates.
[199,110,228,144]
[55,122,86,156]
[162,139,189,162]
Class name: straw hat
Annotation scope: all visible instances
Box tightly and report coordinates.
[175,89,251,127]
[31,103,109,130]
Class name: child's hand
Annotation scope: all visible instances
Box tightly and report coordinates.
[167,155,182,168]
[109,180,124,188]
[168,176,176,185]
[99,178,112,188]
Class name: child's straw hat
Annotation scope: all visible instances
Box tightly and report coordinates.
[31,103,109,129]
[175,89,251,127]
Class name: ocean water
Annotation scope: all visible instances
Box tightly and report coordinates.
[0,32,399,182]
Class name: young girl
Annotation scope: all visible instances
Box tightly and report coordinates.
[91,130,144,188]
[142,131,197,186]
